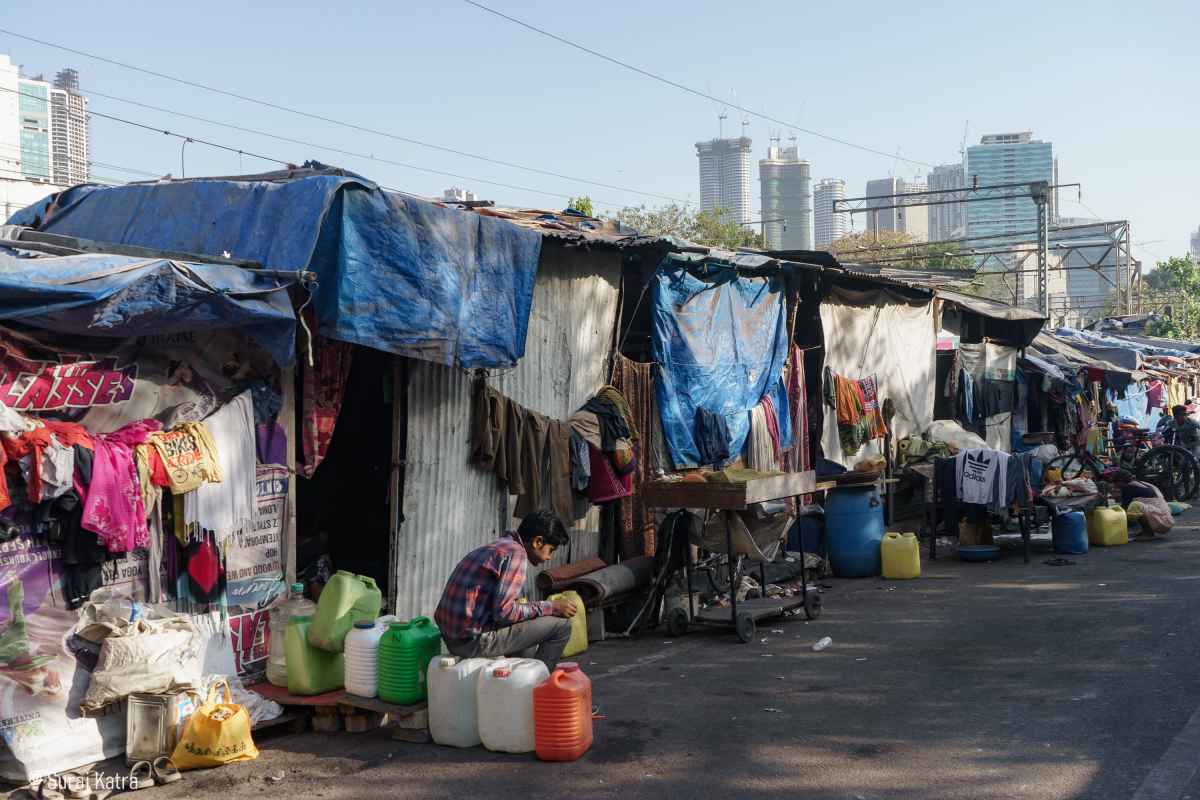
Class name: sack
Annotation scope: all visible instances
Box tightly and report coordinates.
[80,609,204,712]
[170,679,259,770]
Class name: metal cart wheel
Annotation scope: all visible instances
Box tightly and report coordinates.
[666,607,690,638]
[735,611,756,643]
[804,592,823,620]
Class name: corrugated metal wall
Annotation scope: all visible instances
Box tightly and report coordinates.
[394,244,621,619]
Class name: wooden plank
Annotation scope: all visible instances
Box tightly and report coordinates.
[337,692,427,719]
[743,472,815,503]
[644,471,816,510]
[247,682,343,708]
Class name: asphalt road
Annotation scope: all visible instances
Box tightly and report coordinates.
[143,509,1200,800]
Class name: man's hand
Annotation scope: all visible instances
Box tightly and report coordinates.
[551,599,578,618]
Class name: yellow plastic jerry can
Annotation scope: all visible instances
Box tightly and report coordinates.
[1086,505,1128,546]
[881,532,921,579]
[548,590,588,657]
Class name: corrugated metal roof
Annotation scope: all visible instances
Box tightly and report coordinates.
[394,243,618,619]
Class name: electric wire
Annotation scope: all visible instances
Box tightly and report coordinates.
[0,27,692,205]
[79,87,630,208]
[460,0,936,169]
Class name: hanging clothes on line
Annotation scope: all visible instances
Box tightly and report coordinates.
[81,419,162,554]
[298,332,354,478]
[612,354,656,556]
[785,344,811,475]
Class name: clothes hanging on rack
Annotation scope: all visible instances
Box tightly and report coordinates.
[745,403,776,471]
[82,419,162,553]
[694,408,731,467]
[785,345,811,475]
[612,354,656,555]
[184,391,256,541]
[148,422,222,493]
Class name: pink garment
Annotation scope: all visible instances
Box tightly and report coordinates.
[786,346,812,475]
[80,419,163,553]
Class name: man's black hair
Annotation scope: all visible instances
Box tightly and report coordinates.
[1173,405,1188,416]
[517,510,569,548]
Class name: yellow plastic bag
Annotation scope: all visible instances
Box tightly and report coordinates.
[548,590,588,657]
[171,679,259,770]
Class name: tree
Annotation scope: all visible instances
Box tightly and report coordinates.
[614,203,762,250]
[826,230,914,264]
[566,196,594,217]
[1140,256,1200,339]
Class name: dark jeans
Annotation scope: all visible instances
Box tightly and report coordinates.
[446,616,573,670]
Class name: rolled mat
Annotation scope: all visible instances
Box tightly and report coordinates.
[564,556,655,607]
[536,557,607,594]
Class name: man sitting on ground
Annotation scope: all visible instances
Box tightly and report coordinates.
[435,510,577,669]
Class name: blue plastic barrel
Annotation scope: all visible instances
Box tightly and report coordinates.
[825,486,884,577]
[1052,511,1088,554]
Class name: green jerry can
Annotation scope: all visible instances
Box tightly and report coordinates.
[285,615,345,695]
[377,617,443,704]
[307,571,383,653]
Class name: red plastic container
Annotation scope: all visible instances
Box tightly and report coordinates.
[533,662,593,761]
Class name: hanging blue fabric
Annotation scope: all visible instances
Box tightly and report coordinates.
[652,258,789,469]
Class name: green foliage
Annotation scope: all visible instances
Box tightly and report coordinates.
[614,203,762,250]
[1140,256,1200,339]
[566,196,595,217]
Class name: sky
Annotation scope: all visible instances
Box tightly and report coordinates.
[3,0,1197,265]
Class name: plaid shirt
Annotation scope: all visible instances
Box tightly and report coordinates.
[434,532,553,642]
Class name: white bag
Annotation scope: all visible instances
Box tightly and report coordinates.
[78,604,204,712]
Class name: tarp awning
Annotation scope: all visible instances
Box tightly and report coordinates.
[0,246,296,365]
[7,165,542,369]
[936,289,1046,349]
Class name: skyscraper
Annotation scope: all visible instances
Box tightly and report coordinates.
[1190,226,1200,262]
[50,67,88,186]
[899,178,929,242]
[865,176,927,241]
[965,132,1055,241]
[865,177,902,234]
[696,136,752,225]
[927,163,966,241]
[0,55,20,181]
[814,178,849,248]
[758,141,812,250]
[17,76,52,181]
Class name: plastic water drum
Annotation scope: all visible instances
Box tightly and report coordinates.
[881,532,920,579]
[1086,506,1128,546]
[308,571,382,653]
[534,662,594,762]
[1052,511,1089,555]
[825,486,885,577]
[344,615,398,698]
[377,617,442,705]
[428,656,490,748]
[547,591,587,657]
[284,616,344,696]
[477,659,548,753]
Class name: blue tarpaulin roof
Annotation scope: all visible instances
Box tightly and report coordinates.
[7,165,542,369]
[0,246,296,365]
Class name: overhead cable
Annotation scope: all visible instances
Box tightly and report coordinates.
[0,27,691,205]
[460,0,936,168]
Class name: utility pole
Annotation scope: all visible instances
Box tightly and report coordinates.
[1030,180,1049,317]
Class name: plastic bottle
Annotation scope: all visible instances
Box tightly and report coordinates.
[428,656,490,748]
[285,615,345,695]
[267,583,317,687]
[308,572,382,653]
[377,617,443,704]
[477,658,549,753]
[344,615,398,698]
[534,662,593,762]
[812,636,833,652]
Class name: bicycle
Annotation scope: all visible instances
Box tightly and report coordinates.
[1045,429,1199,501]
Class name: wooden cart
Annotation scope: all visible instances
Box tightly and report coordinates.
[643,472,822,643]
